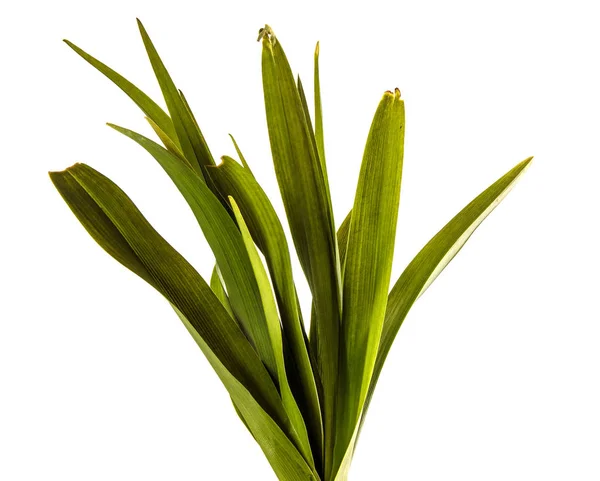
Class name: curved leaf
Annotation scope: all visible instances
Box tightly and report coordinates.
[49,163,285,424]
[108,124,278,383]
[62,39,178,143]
[208,157,323,465]
[362,156,533,431]
[50,164,317,479]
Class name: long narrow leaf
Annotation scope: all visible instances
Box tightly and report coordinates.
[208,157,323,466]
[334,89,405,474]
[314,41,327,178]
[260,27,340,474]
[210,265,234,318]
[136,19,214,175]
[228,134,254,177]
[49,163,286,427]
[309,210,351,348]
[145,116,186,162]
[360,156,534,429]
[176,305,320,481]
[230,197,314,465]
[62,39,178,144]
[109,124,278,383]
[51,164,317,478]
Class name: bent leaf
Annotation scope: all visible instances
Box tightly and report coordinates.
[50,164,316,479]
[108,124,278,384]
[49,163,287,427]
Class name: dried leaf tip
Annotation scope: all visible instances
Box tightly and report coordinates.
[257,24,276,46]
[384,88,402,100]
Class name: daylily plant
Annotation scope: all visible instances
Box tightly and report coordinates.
[51,20,531,480]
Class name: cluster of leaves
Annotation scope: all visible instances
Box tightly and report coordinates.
[51,20,531,481]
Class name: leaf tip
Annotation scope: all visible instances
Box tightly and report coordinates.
[257,24,276,46]
[315,41,320,56]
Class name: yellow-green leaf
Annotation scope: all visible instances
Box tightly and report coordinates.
[361,157,534,432]
[230,197,314,466]
[333,89,405,475]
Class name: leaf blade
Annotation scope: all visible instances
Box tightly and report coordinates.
[208,157,324,466]
[333,89,405,473]
[261,29,341,474]
[314,41,327,174]
[63,39,178,143]
[109,124,278,383]
[49,164,284,423]
[50,164,317,479]
[230,197,314,466]
[361,157,534,428]
[136,19,214,174]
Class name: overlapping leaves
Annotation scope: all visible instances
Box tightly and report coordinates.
[53,21,531,481]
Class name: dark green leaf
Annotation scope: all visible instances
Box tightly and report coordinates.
[208,157,323,466]
[109,124,278,383]
[50,164,319,480]
[260,28,340,474]
[63,39,178,144]
[137,19,214,175]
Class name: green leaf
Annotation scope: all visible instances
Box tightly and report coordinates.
[260,27,340,474]
[333,89,405,474]
[209,265,234,318]
[145,116,186,162]
[108,124,278,384]
[174,307,320,481]
[48,163,287,429]
[63,39,178,144]
[208,157,323,467]
[228,134,255,177]
[309,210,351,352]
[51,163,319,479]
[136,19,214,175]
[314,42,327,177]
[230,197,314,466]
[336,210,352,279]
[360,156,533,431]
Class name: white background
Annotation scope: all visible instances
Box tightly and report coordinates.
[1,0,599,479]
